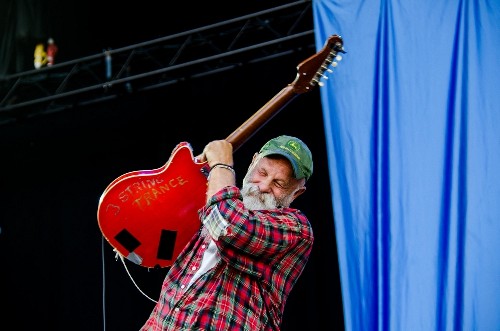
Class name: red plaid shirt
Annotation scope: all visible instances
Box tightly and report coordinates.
[140,186,313,331]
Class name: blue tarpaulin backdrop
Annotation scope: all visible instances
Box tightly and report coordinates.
[313,0,500,330]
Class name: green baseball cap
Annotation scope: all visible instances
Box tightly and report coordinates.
[259,135,313,181]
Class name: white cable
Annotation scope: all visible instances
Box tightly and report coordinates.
[101,237,107,331]
[114,250,158,303]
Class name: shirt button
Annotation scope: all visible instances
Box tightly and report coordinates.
[174,308,180,312]
[192,266,197,271]
[201,245,206,249]
[180,285,185,289]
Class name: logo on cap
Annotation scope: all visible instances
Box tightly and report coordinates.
[259,135,313,180]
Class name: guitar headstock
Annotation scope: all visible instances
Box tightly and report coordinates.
[291,34,345,94]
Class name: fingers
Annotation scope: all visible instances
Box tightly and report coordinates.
[204,140,233,167]
[194,153,206,163]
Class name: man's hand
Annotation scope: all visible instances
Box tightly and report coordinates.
[201,140,234,168]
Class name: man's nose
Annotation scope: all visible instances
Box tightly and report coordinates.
[258,180,273,193]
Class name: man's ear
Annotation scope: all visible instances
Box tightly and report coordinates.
[292,186,306,201]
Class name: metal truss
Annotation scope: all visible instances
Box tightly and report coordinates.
[0,1,315,125]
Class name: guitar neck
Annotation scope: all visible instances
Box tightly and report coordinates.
[225,84,298,152]
[225,34,344,152]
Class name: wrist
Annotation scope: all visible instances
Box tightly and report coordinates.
[209,163,235,177]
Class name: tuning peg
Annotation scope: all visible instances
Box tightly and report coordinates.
[335,55,343,62]
[321,64,334,73]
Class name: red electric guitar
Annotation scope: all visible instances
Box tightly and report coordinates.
[97,34,345,268]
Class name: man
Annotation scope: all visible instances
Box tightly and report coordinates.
[141,135,314,331]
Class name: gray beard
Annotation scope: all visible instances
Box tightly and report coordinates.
[241,181,294,211]
[241,187,277,210]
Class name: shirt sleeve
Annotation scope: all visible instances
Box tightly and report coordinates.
[198,186,313,277]
[201,205,229,240]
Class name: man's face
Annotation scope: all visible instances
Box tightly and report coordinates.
[240,155,304,210]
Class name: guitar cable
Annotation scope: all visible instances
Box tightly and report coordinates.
[101,236,158,331]
[101,236,107,331]
[113,248,158,303]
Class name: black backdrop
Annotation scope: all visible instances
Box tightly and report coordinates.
[0,1,345,330]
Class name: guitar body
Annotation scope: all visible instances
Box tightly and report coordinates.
[97,142,209,268]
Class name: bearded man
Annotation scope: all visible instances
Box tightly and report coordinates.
[140,135,314,331]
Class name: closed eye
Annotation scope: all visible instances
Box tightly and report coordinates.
[274,180,290,190]
[257,167,291,190]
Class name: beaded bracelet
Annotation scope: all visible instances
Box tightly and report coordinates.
[210,163,236,177]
